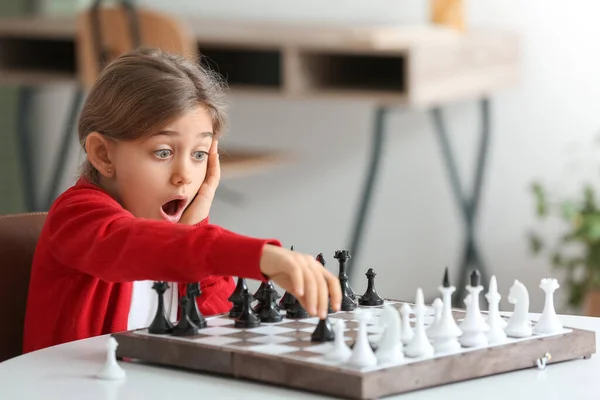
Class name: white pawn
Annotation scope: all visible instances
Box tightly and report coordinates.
[376,304,404,364]
[400,303,414,345]
[428,268,462,353]
[504,280,532,338]
[485,275,508,344]
[347,309,377,368]
[96,337,126,380]
[325,319,352,362]
[459,270,489,347]
[533,278,563,334]
[426,298,443,339]
[404,288,434,358]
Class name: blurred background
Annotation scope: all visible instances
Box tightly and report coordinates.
[2,0,600,316]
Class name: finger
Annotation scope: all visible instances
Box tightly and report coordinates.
[324,269,342,312]
[301,256,318,316]
[312,261,329,319]
[288,259,304,298]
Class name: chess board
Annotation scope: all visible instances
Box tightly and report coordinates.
[112,299,596,399]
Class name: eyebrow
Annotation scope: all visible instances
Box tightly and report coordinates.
[154,130,213,138]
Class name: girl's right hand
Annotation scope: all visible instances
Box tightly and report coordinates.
[259,244,341,319]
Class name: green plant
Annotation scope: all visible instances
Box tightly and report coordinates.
[529,182,600,308]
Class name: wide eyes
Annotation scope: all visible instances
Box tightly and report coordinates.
[153,149,208,161]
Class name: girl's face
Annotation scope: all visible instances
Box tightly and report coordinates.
[108,106,214,223]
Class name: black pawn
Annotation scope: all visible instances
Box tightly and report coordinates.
[258,285,283,323]
[148,281,174,334]
[286,297,310,319]
[235,290,261,328]
[359,268,384,306]
[254,281,279,314]
[172,296,199,336]
[228,277,247,318]
[311,317,335,342]
[187,283,207,329]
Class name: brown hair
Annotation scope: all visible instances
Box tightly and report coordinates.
[78,47,228,184]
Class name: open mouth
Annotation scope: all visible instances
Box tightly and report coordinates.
[160,197,187,222]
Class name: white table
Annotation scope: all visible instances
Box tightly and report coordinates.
[1,313,598,400]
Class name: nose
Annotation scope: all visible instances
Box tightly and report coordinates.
[170,158,193,186]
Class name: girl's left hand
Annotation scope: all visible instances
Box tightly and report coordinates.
[179,140,220,225]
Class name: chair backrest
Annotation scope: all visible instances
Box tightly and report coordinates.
[75,4,197,89]
[0,212,47,362]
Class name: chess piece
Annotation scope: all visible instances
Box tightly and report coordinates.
[359,268,384,306]
[347,309,377,368]
[286,297,310,319]
[485,275,508,344]
[172,296,199,336]
[459,270,489,347]
[258,285,283,323]
[335,250,356,311]
[426,298,443,339]
[235,290,261,328]
[404,288,434,358]
[187,283,207,329]
[279,291,295,310]
[254,281,280,314]
[96,337,126,380]
[400,303,414,345]
[325,319,351,362]
[533,278,563,334]
[254,280,281,306]
[504,280,533,338]
[148,281,174,334]
[311,317,335,342]
[428,267,462,353]
[228,277,247,318]
[375,304,403,364]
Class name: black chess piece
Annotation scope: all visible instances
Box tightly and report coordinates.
[172,296,199,336]
[311,317,335,342]
[286,297,310,319]
[443,266,450,288]
[334,250,356,304]
[470,269,480,287]
[258,285,283,323]
[359,268,384,306]
[235,290,261,328]
[254,281,280,313]
[148,281,174,334]
[228,277,247,318]
[187,283,207,329]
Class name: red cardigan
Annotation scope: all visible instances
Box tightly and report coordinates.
[22,179,279,353]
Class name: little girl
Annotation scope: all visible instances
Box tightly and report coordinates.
[22,48,341,353]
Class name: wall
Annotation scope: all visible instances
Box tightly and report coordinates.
[33,0,600,313]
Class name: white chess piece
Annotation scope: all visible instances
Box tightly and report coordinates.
[96,337,126,380]
[426,298,443,339]
[428,270,462,353]
[485,275,508,344]
[459,271,489,347]
[533,278,563,334]
[347,309,377,368]
[404,288,434,358]
[400,303,414,345]
[375,304,404,364]
[504,280,533,337]
[325,319,352,362]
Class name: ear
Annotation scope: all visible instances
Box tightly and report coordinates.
[85,132,116,178]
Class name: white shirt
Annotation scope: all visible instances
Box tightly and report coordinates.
[127,281,179,330]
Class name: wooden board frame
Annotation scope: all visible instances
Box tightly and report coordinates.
[112,302,596,400]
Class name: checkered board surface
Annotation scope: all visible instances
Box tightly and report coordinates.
[130,300,572,373]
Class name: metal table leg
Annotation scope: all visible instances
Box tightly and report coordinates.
[430,98,492,307]
[348,106,388,282]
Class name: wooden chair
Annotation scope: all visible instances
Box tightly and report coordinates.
[75,1,197,89]
[0,212,47,362]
